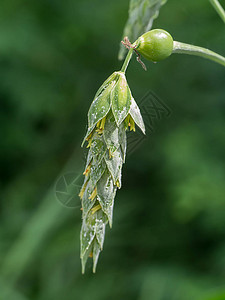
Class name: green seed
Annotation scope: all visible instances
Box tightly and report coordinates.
[135,29,173,62]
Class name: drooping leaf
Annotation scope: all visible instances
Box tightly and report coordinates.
[112,73,131,126]
[129,97,146,134]
[118,0,167,60]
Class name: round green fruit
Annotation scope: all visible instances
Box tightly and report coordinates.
[135,29,173,62]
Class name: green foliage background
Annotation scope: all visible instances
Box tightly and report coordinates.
[0,0,225,299]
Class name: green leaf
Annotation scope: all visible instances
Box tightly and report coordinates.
[112,74,131,126]
[129,97,145,134]
[88,80,115,129]
[104,148,123,187]
[118,0,167,60]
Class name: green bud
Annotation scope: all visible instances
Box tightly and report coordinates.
[135,29,173,62]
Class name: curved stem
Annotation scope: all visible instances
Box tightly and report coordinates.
[120,48,134,73]
[173,41,225,67]
[209,0,225,23]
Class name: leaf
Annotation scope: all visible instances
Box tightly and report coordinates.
[111,73,131,126]
[88,80,115,129]
[129,97,145,134]
[118,0,167,60]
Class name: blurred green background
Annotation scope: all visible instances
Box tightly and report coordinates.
[0,0,225,299]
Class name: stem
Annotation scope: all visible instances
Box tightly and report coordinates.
[120,48,134,73]
[209,0,225,23]
[173,41,225,67]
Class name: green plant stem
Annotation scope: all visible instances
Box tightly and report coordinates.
[120,48,134,73]
[209,0,225,23]
[173,41,225,67]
